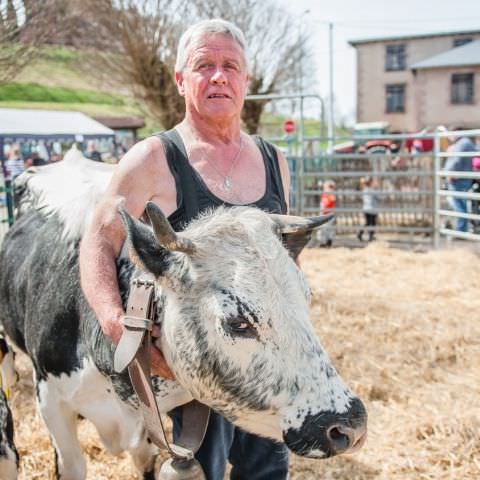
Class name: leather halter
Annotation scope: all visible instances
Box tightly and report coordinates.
[114,278,210,461]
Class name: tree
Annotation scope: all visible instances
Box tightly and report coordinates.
[6,0,18,35]
[195,0,314,133]
[82,0,191,129]
[0,0,70,83]
[81,0,313,132]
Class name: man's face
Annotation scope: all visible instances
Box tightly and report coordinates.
[175,33,249,121]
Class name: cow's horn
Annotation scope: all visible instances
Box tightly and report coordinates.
[269,213,334,233]
[145,202,196,254]
[269,213,334,260]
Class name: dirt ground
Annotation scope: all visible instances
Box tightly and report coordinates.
[8,243,480,480]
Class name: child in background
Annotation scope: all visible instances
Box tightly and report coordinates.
[319,180,336,247]
[357,176,380,242]
[320,180,336,213]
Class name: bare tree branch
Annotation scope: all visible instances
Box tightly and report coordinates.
[194,0,314,133]
[81,0,194,129]
[76,0,314,132]
[0,0,76,83]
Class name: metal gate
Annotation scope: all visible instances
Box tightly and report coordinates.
[288,128,480,246]
[1,128,478,247]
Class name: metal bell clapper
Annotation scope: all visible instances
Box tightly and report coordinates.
[158,458,206,480]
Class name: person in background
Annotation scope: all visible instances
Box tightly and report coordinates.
[320,180,336,214]
[36,140,50,163]
[85,140,102,162]
[319,180,336,247]
[444,131,477,232]
[470,145,480,232]
[5,145,25,181]
[357,176,380,242]
[437,125,450,152]
[25,149,48,167]
[411,139,423,154]
[470,157,480,228]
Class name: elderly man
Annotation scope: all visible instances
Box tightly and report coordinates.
[80,19,290,480]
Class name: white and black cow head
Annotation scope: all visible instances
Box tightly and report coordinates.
[121,202,367,459]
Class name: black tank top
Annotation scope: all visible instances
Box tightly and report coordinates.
[157,129,287,232]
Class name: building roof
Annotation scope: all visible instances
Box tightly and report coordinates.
[349,28,480,46]
[93,116,146,130]
[410,39,480,69]
[0,108,115,139]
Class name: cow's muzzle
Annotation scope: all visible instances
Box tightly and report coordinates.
[283,397,368,458]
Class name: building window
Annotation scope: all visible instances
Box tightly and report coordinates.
[451,73,474,104]
[385,44,406,71]
[386,84,406,113]
[453,38,472,48]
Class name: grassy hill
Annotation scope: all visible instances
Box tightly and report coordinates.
[1,45,346,142]
[0,82,124,105]
[0,46,155,133]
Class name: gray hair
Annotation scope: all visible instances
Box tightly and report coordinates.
[175,19,248,72]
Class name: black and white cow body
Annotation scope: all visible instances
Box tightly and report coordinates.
[0,152,367,479]
[0,337,18,480]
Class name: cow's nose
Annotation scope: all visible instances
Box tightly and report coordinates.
[326,422,367,454]
[283,397,367,458]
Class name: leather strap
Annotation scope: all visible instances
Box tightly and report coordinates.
[113,278,210,461]
[114,278,154,373]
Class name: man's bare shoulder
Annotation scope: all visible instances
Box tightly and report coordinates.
[117,136,167,176]
[103,135,176,217]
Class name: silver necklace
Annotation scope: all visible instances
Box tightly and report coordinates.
[204,136,243,191]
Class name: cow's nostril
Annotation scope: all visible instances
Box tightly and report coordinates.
[326,425,351,452]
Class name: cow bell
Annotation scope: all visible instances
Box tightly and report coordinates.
[158,458,206,480]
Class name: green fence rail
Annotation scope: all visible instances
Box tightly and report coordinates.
[0,181,14,228]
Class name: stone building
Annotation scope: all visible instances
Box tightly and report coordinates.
[350,30,480,131]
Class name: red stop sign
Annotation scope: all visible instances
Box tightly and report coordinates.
[283,119,296,134]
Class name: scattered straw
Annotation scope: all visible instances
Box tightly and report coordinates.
[10,243,480,479]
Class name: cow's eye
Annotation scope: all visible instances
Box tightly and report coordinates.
[229,318,251,332]
[223,316,257,338]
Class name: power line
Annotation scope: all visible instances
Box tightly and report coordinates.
[311,16,480,26]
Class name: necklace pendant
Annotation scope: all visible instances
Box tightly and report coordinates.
[224,176,232,190]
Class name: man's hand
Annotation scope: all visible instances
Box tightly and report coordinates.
[109,315,174,379]
[103,312,124,346]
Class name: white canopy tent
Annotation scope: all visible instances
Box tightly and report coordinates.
[0,109,115,226]
[0,108,115,140]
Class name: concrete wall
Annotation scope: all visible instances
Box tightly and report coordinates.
[355,32,480,131]
[415,66,480,129]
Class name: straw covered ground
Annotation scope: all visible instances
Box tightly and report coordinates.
[8,243,480,479]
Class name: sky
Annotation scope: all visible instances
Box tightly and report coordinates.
[274,0,480,124]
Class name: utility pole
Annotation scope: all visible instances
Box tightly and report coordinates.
[298,10,310,95]
[327,21,334,153]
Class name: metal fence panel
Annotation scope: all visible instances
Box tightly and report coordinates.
[291,151,435,237]
[288,128,480,246]
[0,129,479,247]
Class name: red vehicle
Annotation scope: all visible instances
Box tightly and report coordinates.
[404,128,434,153]
[334,122,399,154]
[334,122,434,154]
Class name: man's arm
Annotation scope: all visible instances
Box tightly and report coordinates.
[79,137,175,377]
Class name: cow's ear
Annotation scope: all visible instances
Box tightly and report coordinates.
[145,202,195,254]
[119,207,171,277]
[270,213,334,260]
